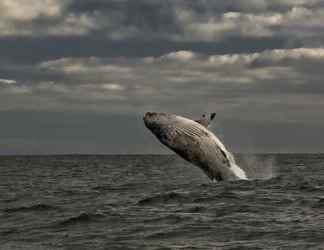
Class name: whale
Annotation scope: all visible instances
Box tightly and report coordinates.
[143,112,247,181]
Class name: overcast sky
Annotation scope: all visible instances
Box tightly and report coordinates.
[1,0,324,154]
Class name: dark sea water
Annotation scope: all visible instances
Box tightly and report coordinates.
[0,154,324,250]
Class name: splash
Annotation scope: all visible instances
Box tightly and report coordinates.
[210,121,276,181]
[238,154,278,180]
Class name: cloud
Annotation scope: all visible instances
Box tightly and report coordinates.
[102,83,125,91]
[0,0,323,47]
[103,1,324,45]
[45,13,97,36]
[0,78,16,84]
[14,48,324,94]
[1,47,324,123]
[173,6,324,41]
[162,50,196,61]
[0,0,65,21]
[0,0,97,36]
[39,57,133,83]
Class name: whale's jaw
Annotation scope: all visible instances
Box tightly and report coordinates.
[144,112,247,181]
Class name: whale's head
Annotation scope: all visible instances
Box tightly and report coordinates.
[143,112,208,148]
[143,112,178,145]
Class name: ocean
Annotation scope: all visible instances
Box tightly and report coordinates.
[0,154,323,250]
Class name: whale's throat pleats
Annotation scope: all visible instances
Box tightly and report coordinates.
[174,122,208,138]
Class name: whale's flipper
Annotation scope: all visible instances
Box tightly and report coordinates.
[195,113,216,128]
[210,113,216,121]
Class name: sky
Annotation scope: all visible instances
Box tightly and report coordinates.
[1,0,324,154]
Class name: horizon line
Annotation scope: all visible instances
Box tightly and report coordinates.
[1,152,324,157]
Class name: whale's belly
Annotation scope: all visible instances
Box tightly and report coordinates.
[166,131,238,181]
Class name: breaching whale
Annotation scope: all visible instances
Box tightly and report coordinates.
[143,112,247,181]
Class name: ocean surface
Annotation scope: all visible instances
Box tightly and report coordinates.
[0,154,324,250]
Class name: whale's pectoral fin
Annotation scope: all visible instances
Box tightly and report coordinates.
[210,113,216,121]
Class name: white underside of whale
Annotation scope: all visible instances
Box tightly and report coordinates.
[168,115,247,180]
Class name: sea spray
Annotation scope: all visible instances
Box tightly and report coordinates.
[237,154,278,180]
[210,121,277,180]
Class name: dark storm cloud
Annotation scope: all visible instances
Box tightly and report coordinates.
[2,0,324,43]
[1,0,324,154]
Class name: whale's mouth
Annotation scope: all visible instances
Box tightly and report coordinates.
[143,112,174,143]
[143,112,169,128]
[143,112,156,128]
[143,112,156,121]
[143,112,162,135]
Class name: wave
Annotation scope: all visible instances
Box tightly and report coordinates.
[57,212,105,226]
[4,203,58,213]
[313,197,324,208]
[143,214,185,224]
[0,228,18,236]
[138,192,190,205]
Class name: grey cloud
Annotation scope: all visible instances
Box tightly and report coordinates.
[1,0,324,47]
[0,0,66,21]
[2,48,324,121]
[88,1,324,42]
[0,78,16,84]
[0,0,96,36]
[0,36,291,65]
